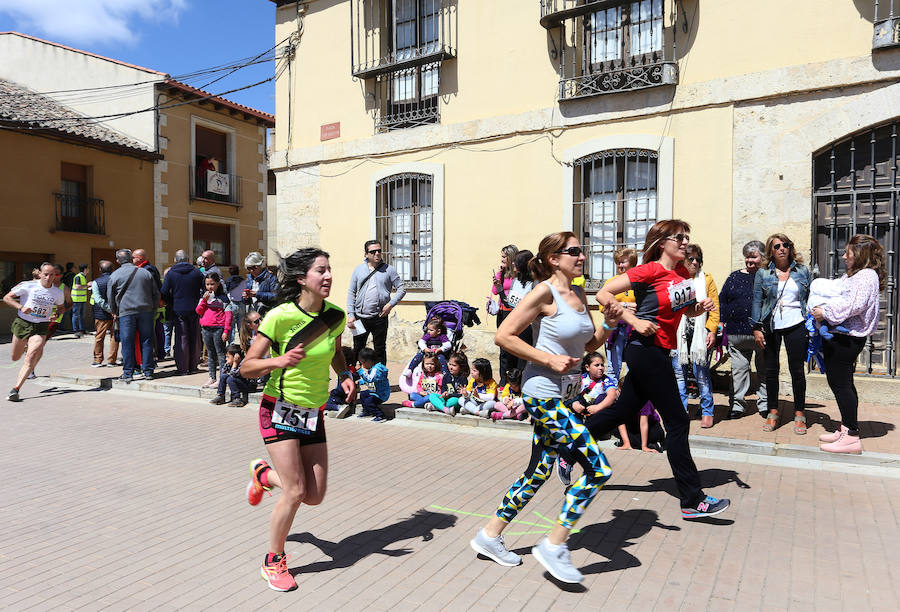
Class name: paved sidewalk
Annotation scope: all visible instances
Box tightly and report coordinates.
[2,336,900,610]
[33,335,900,456]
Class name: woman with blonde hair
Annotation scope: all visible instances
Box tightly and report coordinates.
[751,233,811,434]
[813,234,886,454]
[492,244,519,384]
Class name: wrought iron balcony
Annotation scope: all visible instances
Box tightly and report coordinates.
[54,193,105,235]
[190,166,241,206]
[541,0,679,100]
[350,0,457,79]
[874,1,900,49]
[374,62,441,132]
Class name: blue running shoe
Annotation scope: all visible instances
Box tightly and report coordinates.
[682,496,730,519]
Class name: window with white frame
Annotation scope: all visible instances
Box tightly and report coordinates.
[587,0,664,68]
[572,149,658,288]
[375,172,433,289]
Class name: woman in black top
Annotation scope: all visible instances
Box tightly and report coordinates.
[718,240,767,419]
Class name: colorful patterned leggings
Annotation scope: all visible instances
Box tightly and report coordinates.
[495,396,612,529]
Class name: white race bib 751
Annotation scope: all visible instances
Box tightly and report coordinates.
[271,400,318,434]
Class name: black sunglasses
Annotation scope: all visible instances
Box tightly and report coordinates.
[554,246,583,257]
[686,256,701,264]
[247,318,261,324]
[666,233,690,243]
[367,249,382,254]
[772,241,793,251]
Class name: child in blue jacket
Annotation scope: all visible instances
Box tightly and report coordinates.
[356,347,391,422]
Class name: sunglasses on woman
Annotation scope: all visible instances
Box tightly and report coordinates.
[247,318,261,325]
[772,241,792,251]
[666,233,690,243]
[554,246,583,257]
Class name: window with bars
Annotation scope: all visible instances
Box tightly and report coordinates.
[572,149,658,289]
[376,61,440,131]
[541,0,677,100]
[375,173,433,290]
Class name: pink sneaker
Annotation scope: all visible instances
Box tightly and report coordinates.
[820,430,862,454]
[819,424,848,443]
[261,554,297,592]
[402,400,413,407]
[247,458,272,506]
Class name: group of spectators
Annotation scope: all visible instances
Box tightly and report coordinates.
[65,248,278,393]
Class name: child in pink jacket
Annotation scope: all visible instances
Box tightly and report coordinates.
[196,272,233,388]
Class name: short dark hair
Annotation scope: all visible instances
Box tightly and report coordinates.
[505,368,522,385]
[79,264,88,272]
[226,344,244,357]
[364,240,381,253]
[471,357,492,381]
[358,347,377,363]
[99,260,113,274]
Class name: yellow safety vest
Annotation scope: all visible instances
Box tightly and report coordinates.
[71,272,88,302]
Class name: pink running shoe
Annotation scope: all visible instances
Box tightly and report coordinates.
[247,458,272,506]
[261,554,297,592]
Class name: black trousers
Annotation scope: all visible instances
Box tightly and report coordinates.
[496,310,533,385]
[353,314,389,366]
[823,334,867,432]
[763,321,808,413]
[584,342,703,508]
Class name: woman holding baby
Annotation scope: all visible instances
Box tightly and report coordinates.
[811,234,885,454]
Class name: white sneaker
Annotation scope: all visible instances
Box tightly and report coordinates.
[469,529,521,567]
[336,404,354,419]
[532,537,583,583]
[201,379,217,388]
[132,372,145,381]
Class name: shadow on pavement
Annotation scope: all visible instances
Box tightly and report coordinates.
[603,468,751,500]
[572,509,681,577]
[286,509,456,576]
[38,385,109,397]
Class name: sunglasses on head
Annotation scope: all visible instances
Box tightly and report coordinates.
[666,233,690,243]
[367,249,382,254]
[554,246,583,257]
[772,241,792,251]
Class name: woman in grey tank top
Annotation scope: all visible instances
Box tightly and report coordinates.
[469,232,623,584]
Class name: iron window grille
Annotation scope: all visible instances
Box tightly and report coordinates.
[572,149,657,290]
[874,1,900,49]
[813,121,899,377]
[540,0,678,100]
[351,0,455,132]
[54,193,106,235]
[376,172,434,290]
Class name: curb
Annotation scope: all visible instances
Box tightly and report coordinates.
[48,372,900,472]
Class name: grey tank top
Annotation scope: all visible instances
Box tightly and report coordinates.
[521,281,595,399]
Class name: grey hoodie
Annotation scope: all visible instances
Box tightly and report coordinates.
[108,263,160,317]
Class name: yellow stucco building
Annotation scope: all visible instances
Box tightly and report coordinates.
[267,1,900,376]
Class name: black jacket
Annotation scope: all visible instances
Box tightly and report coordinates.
[161,262,205,315]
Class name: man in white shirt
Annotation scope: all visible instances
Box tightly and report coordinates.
[3,263,65,401]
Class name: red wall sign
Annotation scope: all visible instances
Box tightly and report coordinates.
[320,122,341,141]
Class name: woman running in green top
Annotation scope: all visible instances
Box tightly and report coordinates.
[240,248,356,592]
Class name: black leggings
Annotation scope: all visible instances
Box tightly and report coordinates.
[823,334,867,433]
[764,322,808,413]
[584,342,704,508]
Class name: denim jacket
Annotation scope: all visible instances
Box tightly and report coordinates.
[750,261,811,331]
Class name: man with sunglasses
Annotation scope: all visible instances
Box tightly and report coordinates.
[243,252,278,316]
[347,240,406,365]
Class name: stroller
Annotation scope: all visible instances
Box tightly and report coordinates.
[423,300,481,354]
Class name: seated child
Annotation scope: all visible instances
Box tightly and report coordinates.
[403,318,451,376]
[325,346,358,417]
[491,368,527,421]
[404,354,444,408]
[613,402,666,453]
[427,352,469,416]
[356,347,391,422]
[459,358,498,418]
[557,352,619,485]
[210,344,256,407]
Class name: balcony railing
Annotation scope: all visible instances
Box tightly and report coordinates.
[874,1,900,49]
[350,0,457,79]
[54,193,105,235]
[190,166,241,206]
[374,62,441,131]
[541,0,679,100]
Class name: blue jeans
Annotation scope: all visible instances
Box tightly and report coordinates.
[163,320,174,354]
[672,352,714,417]
[201,327,227,380]
[607,325,629,379]
[119,310,156,377]
[71,302,86,333]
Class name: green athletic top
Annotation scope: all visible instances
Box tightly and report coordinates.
[257,300,345,408]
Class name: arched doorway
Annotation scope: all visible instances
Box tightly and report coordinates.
[813,121,899,376]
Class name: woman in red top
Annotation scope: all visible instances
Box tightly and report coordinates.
[588,219,731,519]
